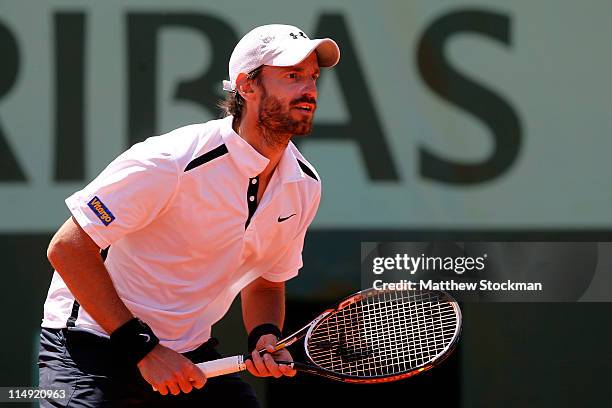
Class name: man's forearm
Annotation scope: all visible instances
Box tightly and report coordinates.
[241,277,286,334]
[47,217,133,334]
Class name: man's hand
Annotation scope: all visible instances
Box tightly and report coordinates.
[245,334,297,378]
[137,344,206,396]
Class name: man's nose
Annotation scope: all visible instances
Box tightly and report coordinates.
[302,79,318,99]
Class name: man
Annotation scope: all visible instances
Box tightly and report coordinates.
[39,24,340,407]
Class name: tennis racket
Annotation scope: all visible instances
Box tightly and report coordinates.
[197,288,462,383]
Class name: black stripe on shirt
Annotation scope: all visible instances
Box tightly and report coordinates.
[184,144,228,172]
[297,159,318,181]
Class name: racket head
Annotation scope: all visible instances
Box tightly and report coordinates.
[302,288,462,383]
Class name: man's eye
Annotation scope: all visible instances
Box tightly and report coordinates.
[287,73,298,79]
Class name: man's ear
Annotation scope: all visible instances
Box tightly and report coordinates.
[235,73,257,101]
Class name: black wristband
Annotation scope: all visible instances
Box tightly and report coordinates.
[248,323,282,352]
[110,318,159,365]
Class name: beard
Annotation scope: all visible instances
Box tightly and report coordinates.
[257,88,316,148]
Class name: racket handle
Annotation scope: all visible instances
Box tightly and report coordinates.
[196,355,246,378]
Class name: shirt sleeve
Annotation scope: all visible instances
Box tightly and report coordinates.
[261,188,321,283]
[65,137,179,249]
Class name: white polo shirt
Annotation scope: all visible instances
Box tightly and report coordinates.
[41,115,321,353]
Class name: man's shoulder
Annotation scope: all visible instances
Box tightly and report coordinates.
[288,142,321,185]
[146,118,230,171]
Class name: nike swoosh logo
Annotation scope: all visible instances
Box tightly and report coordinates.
[278,214,297,222]
[139,333,151,342]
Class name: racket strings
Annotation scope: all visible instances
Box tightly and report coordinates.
[307,290,459,378]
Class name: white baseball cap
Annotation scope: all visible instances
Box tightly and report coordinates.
[223,24,340,92]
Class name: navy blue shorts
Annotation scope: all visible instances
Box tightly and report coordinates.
[38,327,260,407]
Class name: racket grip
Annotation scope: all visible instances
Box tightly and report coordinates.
[196,355,246,378]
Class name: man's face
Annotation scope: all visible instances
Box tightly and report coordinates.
[255,52,320,136]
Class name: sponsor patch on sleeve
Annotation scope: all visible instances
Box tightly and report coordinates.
[87,196,115,226]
